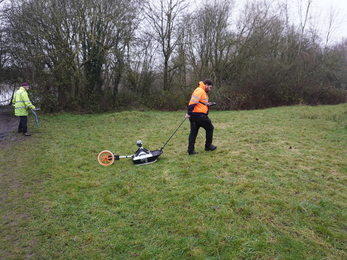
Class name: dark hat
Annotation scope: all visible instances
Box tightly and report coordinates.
[203,79,213,86]
[21,82,29,86]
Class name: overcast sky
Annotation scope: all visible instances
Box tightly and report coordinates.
[192,0,347,44]
[311,0,347,42]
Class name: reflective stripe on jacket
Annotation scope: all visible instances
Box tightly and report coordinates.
[187,81,209,115]
[12,87,35,116]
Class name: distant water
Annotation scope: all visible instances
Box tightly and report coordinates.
[0,85,15,106]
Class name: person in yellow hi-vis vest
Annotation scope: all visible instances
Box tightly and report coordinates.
[12,82,36,136]
[185,79,217,155]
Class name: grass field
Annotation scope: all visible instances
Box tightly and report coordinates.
[1,104,347,259]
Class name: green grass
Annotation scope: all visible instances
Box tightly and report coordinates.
[1,104,347,259]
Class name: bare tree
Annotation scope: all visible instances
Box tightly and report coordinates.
[2,0,346,111]
[4,0,140,111]
[122,33,156,96]
[144,0,189,91]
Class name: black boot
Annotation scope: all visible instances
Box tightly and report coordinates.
[205,144,217,151]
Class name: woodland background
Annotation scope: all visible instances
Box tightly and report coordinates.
[0,0,346,112]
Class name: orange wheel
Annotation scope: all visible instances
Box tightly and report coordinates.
[98,150,115,166]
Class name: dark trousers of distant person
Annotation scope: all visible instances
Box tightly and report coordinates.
[18,116,28,134]
[188,114,214,153]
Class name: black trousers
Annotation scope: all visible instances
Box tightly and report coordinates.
[188,114,214,153]
[18,116,28,133]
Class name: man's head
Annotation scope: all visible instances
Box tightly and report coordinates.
[203,79,213,92]
[21,82,30,90]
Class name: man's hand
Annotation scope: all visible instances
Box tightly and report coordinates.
[185,113,190,118]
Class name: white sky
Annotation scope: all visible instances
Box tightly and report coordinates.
[192,0,347,45]
[310,0,347,42]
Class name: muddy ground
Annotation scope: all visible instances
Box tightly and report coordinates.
[0,105,26,147]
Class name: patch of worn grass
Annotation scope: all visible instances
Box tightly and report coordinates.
[1,104,347,259]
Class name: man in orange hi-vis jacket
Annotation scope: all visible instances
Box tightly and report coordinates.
[185,79,217,155]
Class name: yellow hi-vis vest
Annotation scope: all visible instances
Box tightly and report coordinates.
[12,87,35,116]
[188,81,209,114]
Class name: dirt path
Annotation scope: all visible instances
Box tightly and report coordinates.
[0,105,24,147]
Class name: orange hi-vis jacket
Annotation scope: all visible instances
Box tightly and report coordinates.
[187,81,209,115]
